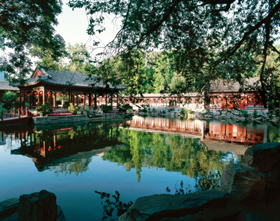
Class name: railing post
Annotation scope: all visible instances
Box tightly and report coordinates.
[26,106,28,117]
[21,106,23,116]
[13,107,15,117]
[18,108,20,118]
[1,110,3,121]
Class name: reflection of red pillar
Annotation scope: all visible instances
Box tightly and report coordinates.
[228,125,233,138]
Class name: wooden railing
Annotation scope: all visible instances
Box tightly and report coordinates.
[0,107,29,121]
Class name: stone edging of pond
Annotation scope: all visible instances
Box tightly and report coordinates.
[119,142,280,221]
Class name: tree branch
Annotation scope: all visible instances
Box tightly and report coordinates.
[269,43,280,56]
[212,1,280,67]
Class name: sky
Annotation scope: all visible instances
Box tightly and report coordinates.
[55,0,120,54]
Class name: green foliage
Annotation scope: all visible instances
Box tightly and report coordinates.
[180,108,188,116]
[2,102,13,110]
[69,0,280,106]
[242,110,249,118]
[0,0,64,80]
[252,110,258,118]
[2,91,18,101]
[68,103,79,114]
[103,129,238,184]
[36,103,53,115]
[102,105,113,113]
[120,104,132,112]
[64,43,91,73]
[12,102,25,109]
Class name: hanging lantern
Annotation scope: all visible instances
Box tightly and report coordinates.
[20,93,23,95]
[101,93,105,97]
[64,93,68,97]
[34,92,38,95]
[30,92,33,95]
[25,93,28,96]
[58,92,61,96]
[47,92,51,96]
[71,93,75,96]
[40,92,43,95]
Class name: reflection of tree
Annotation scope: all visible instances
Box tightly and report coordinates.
[49,158,92,176]
[103,130,237,185]
[268,126,280,142]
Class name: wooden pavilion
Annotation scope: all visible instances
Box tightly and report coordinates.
[13,68,126,109]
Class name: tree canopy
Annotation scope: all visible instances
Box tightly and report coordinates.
[68,0,280,106]
[0,0,65,81]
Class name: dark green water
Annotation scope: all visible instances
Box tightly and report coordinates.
[1,117,278,220]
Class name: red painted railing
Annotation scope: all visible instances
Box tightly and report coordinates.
[0,107,29,121]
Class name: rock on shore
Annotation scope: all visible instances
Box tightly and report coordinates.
[119,142,280,221]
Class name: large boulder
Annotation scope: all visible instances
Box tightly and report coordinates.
[220,163,268,202]
[243,142,280,172]
[119,190,229,221]
[18,190,57,221]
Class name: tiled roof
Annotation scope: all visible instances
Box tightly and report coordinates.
[209,77,260,92]
[0,81,19,91]
[14,69,126,90]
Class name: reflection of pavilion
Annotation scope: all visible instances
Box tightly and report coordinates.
[126,116,204,137]
[127,116,268,145]
[10,124,123,171]
[203,121,267,145]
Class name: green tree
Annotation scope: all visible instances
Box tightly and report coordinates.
[0,0,64,81]
[69,0,280,106]
[64,43,91,73]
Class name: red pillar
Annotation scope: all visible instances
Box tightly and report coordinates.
[84,92,86,107]
[89,93,92,109]
[53,89,57,110]
[38,88,41,107]
[42,87,45,105]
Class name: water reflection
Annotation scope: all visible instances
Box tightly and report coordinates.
[103,129,237,190]
[0,118,279,221]
[6,123,124,173]
[1,118,278,183]
[126,116,271,145]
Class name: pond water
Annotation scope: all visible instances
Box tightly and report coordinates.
[0,117,279,220]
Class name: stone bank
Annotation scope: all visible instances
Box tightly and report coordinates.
[119,142,280,221]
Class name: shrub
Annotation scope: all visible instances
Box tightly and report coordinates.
[2,91,18,101]
[102,105,113,113]
[242,110,249,117]
[68,103,79,114]
[121,104,132,112]
[36,103,53,116]
[13,102,25,109]
[180,108,186,115]
[252,110,258,118]
[2,102,13,110]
